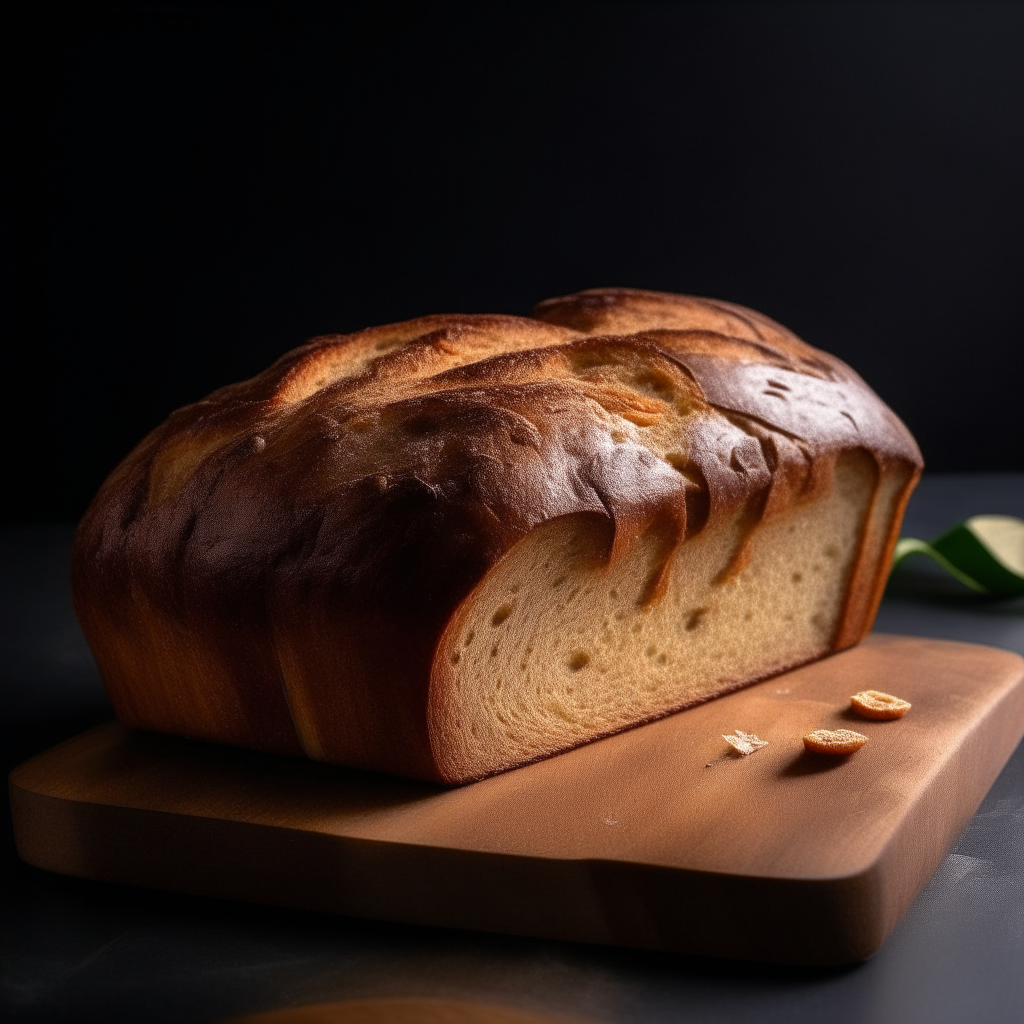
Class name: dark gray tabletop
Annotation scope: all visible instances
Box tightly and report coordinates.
[3,474,1023,1024]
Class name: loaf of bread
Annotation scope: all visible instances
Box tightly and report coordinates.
[72,288,922,782]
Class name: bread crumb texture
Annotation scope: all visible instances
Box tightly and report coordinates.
[722,730,769,755]
[72,287,922,782]
[803,729,868,755]
[850,689,911,720]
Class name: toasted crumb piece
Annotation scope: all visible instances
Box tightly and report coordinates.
[851,689,911,720]
[803,728,868,755]
[722,730,768,756]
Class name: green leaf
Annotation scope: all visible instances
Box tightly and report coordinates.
[891,515,1024,598]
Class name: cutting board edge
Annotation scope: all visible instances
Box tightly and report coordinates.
[8,776,907,965]
[870,645,1024,942]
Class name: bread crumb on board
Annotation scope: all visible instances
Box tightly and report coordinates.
[722,730,769,756]
[803,728,868,755]
[851,689,911,720]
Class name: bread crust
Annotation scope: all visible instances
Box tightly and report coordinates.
[71,289,922,781]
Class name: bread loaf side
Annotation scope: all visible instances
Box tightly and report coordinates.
[71,289,922,782]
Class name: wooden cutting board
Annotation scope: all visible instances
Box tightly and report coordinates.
[10,634,1024,966]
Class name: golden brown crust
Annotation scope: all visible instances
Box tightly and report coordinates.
[71,288,922,780]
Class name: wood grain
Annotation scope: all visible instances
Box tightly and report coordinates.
[10,635,1024,966]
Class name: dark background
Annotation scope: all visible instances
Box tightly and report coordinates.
[6,2,1023,525]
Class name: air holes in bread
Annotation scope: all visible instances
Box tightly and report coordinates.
[686,608,708,631]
